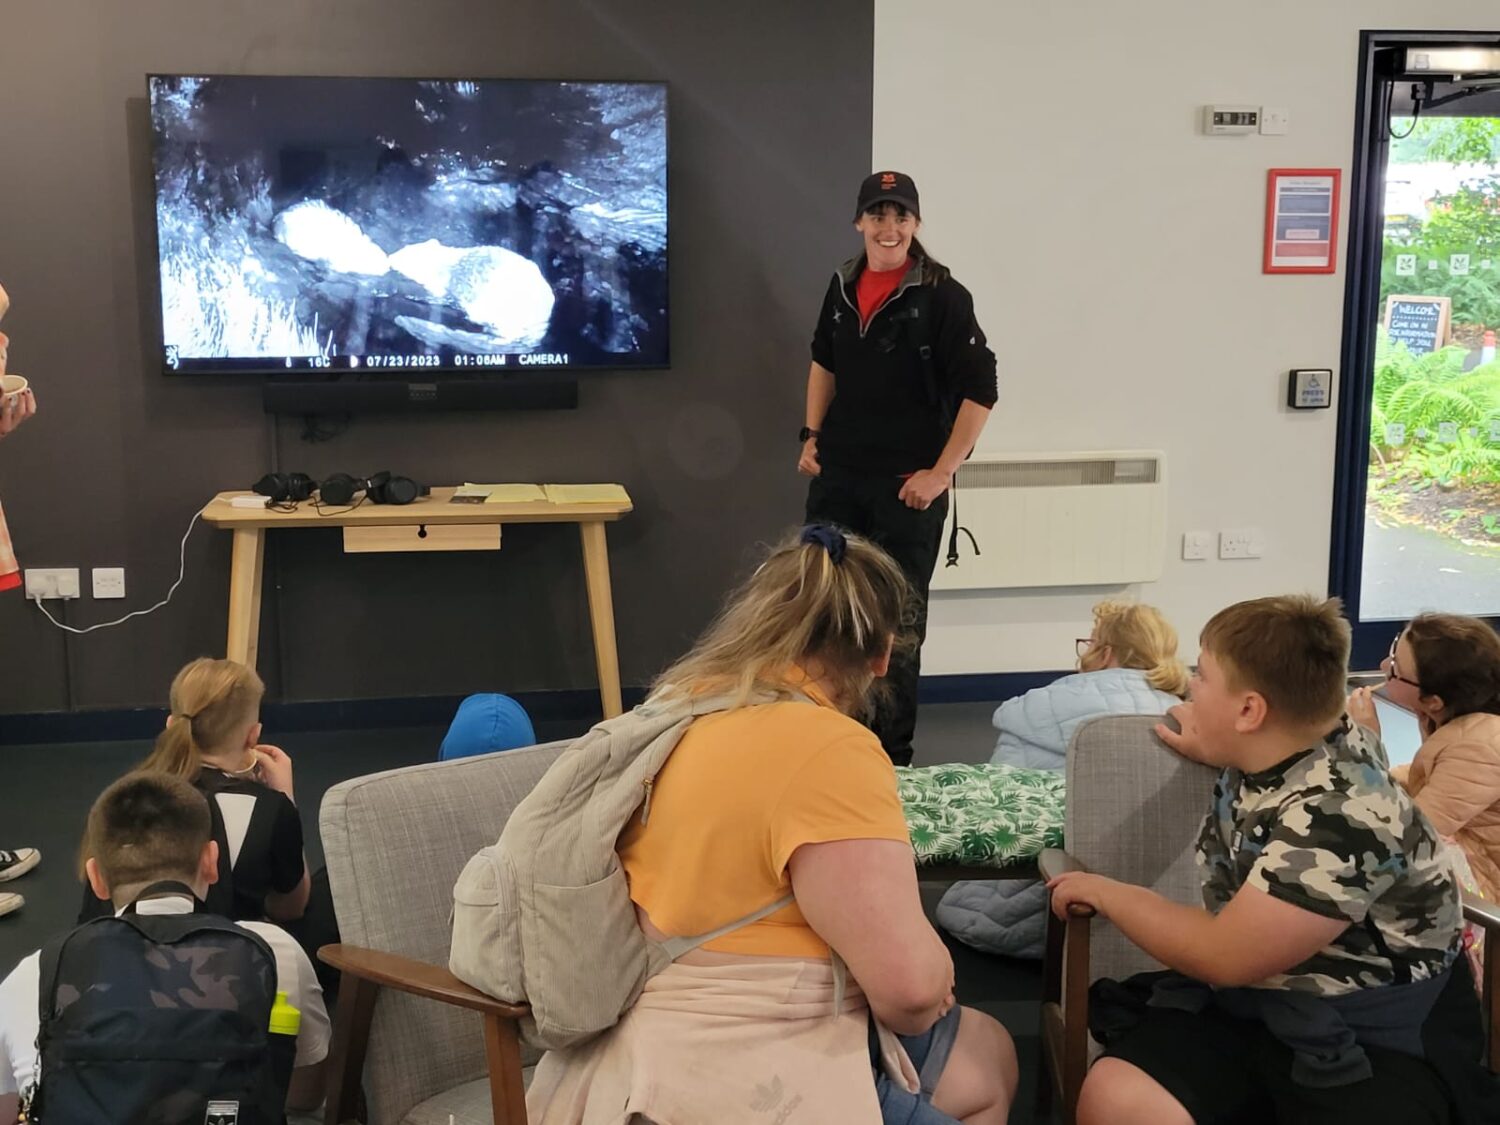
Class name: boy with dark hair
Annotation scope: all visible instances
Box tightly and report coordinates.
[0,772,329,1125]
[1050,595,1497,1123]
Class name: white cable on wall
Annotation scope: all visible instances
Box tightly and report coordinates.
[29,507,205,634]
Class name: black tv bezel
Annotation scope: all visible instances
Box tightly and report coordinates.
[145,71,672,380]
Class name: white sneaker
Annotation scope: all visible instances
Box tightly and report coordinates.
[0,848,39,882]
[0,892,21,918]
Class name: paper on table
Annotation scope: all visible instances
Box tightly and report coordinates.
[542,484,631,505]
[465,483,547,503]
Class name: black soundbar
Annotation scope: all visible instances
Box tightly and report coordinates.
[262,376,579,414]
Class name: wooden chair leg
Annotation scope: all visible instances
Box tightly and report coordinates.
[324,973,378,1125]
[1486,934,1499,1074]
[1061,914,1092,1123]
[484,1012,528,1124]
[1042,906,1064,1004]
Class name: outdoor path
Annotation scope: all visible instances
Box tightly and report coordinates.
[1361,518,1500,619]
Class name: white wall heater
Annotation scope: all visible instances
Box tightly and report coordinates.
[930,450,1167,591]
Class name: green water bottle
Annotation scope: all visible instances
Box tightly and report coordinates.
[268,989,301,1106]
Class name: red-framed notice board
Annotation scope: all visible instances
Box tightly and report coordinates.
[1264,168,1341,274]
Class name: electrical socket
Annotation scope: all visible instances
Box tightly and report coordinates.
[24,567,81,599]
[1182,531,1213,561]
[1219,529,1264,560]
[92,567,126,599]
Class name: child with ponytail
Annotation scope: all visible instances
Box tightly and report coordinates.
[81,659,310,924]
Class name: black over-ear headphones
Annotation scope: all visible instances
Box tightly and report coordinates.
[366,470,429,505]
[318,471,429,506]
[317,472,364,506]
[252,472,317,504]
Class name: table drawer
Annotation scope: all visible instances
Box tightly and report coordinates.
[342,524,501,553]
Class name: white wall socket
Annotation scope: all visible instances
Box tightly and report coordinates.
[1219,529,1264,560]
[24,567,81,599]
[1182,531,1213,561]
[92,567,126,599]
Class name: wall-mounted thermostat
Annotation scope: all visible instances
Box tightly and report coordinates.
[1203,105,1260,135]
[1288,368,1333,410]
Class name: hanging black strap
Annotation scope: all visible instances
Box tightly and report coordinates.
[945,477,980,567]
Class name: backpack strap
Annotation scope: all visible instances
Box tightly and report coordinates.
[900,283,981,569]
[659,897,851,1017]
[685,689,817,719]
[903,284,945,426]
[657,894,797,960]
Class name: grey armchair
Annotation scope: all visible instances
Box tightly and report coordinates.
[317,740,569,1125]
[1035,715,1217,1123]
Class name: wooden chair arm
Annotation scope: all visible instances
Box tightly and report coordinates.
[1038,848,1088,881]
[317,945,529,1125]
[1039,849,1097,919]
[1462,891,1500,932]
[318,943,530,1020]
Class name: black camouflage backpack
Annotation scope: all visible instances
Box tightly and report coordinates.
[25,883,289,1125]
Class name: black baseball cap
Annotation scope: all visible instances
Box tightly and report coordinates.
[854,170,920,220]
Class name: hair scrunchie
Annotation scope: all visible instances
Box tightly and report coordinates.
[799,523,848,564]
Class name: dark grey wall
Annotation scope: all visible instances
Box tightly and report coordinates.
[0,0,872,714]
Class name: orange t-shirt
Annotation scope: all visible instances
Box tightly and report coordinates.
[616,687,911,958]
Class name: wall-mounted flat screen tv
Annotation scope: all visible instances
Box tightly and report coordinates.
[148,75,668,375]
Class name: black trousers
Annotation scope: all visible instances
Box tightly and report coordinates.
[805,467,948,766]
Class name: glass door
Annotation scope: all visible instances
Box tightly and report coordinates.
[1333,36,1500,667]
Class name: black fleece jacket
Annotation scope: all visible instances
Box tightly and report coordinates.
[810,255,997,476]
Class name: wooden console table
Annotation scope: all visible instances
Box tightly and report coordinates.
[202,487,633,718]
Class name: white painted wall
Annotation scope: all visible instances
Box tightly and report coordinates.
[874,0,1499,674]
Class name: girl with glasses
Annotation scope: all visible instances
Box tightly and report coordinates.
[1349,614,1500,903]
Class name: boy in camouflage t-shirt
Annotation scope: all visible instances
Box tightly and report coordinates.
[1198,717,1460,998]
[1049,596,1495,1124]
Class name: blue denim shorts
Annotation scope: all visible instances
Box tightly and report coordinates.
[869,1007,963,1125]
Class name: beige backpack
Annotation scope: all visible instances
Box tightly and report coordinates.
[450,692,802,1050]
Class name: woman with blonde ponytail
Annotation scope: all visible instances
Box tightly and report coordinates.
[529,526,1018,1125]
[937,601,1187,961]
[83,659,310,926]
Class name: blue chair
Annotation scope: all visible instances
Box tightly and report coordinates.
[438,694,537,761]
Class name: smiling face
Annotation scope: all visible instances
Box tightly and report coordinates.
[855,203,918,272]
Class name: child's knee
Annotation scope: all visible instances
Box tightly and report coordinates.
[1077,1058,1191,1125]
[980,1009,1018,1084]
[960,1005,1018,1092]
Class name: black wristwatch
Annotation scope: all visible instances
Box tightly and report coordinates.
[799,426,821,442]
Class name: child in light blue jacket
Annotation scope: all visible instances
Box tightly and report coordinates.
[938,601,1188,958]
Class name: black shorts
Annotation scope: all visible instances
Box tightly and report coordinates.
[1103,1004,1451,1125]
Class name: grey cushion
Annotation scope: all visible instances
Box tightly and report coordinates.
[321,741,568,1125]
[402,1069,536,1125]
[1064,715,1217,983]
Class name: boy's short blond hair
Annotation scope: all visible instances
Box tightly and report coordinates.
[1201,595,1350,726]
